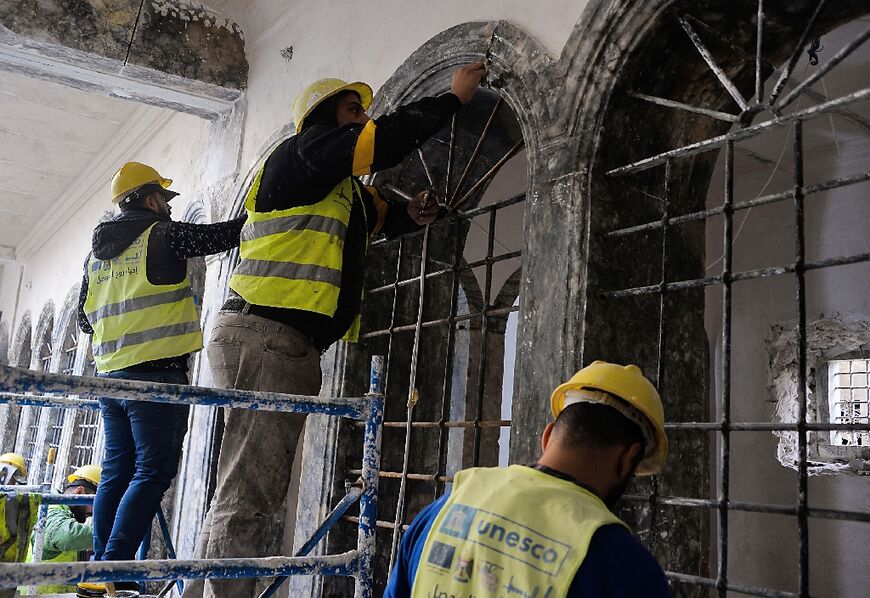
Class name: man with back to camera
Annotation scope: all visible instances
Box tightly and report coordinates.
[184,62,487,597]
[385,360,672,598]
[78,162,245,595]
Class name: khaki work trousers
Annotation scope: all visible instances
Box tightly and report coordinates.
[183,311,322,598]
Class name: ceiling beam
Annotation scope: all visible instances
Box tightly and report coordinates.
[0,25,240,120]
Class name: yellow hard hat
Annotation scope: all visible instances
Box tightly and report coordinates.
[68,464,101,486]
[0,453,26,477]
[110,161,176,204]
[292,78,373,131]
[550,361,668,476]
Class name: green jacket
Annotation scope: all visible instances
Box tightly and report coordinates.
[22,504,93,595]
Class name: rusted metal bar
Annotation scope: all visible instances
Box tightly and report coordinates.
[755,0,764,102]
[629,91,739,122]
[768,0,828,105]
[453,140,524,211]
[606,86,870,176]
[360,305,519,340]
[417,147,435,188]
[451,97,503,202]
[778,25,870,109]
[679,17,750,111]
[605,170,870,238]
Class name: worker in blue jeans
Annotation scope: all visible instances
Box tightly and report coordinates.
[77,162,243,595]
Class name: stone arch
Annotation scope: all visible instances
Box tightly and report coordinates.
[54,284,81,373]
[10,311,32,368]
[32,300,55,372]
[505,0,870,590]
[0,321,8,367]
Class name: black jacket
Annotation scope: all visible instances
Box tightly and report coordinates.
[78,210,244,371]
[232,92,462,349]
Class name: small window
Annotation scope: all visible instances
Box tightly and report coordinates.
[827,359,870,447]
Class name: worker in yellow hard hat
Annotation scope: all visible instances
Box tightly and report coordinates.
[184,63,486,598]
[385,361,672,598]
[20,465,101,595]
[0,452,27,485]
[75,161,246,594]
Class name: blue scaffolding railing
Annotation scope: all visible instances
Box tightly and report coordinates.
[0,357,385,598]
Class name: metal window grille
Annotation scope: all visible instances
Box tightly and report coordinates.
[827,359,869,447]
[600,2,870,596]
[71,343,101,469]
[332,90,525,592]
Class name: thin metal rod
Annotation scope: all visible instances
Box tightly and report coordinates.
[755,0,764,102]
[778,26,870,109]
[348,469,452,483]
[621,494,870,523]
[606,86,870,176]
[451,97,503,202]
[718,140,734,597]
[793,121,810,598]
[472,209,497,466]
[650,160,672,548]
[388,225,431,571]
[359,420,867,432]
[629,91,739,122]
[367,249,522,296]
[382,238,407,402]
[605,169,870,238]
[435,218,463,498]
[356,419,511,429]
[679,17,750,111]
[667,571,798,598]
[454,140,524,211]
[768,0,828,105]
[445,114,456,198]
[361,304,519,340]
[383,183,416,203]
[600,251,870,298]
[417,147,435,188]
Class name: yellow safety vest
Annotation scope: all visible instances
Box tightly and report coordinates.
[229,169,366,342]
[0,493,41,563]
[413,465,626,598]
[84,223,203,373]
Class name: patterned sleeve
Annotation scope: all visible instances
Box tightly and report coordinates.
[164,217,246,261]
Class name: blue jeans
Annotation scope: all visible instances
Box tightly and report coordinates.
[93,369,189,561]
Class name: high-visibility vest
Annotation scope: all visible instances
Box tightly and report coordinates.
[84,223,203,373]
[0,493,41,563]
[229,169,367,342]
[412,465,627,598]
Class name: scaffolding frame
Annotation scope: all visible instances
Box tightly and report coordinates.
[0,359,385,598]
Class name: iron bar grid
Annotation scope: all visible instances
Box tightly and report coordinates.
[600,6,870,594]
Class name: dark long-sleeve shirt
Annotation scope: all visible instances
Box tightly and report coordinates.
[232,92,462,349]
[78,212,245,371]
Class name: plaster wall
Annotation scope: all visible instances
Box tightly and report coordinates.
[704,115,870,595]
[230,0,588,173]
[0,109,212,345]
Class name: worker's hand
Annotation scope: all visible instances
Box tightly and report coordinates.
[408,190,440,225]
[451,62,487,104]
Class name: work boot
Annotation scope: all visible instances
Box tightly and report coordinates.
[76,581,141,597]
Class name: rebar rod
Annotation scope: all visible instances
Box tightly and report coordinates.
[768,0,828,105]
[451,98,502,202]
[679,17,749,111]
[453,140,524,211]
[472,210,497,466]
[629,91,739,122]
[755,0,764,102]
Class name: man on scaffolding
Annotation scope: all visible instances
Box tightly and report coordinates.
[78,162,245,596]
[183,62,487,598]
[385,361,672,598]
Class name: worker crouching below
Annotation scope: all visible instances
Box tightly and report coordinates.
[183,63,487,598]
[0,452,27,486]
[77,162,245,594]
[385,361,672,598]
[0,452,39,598]
[21,465,101,595]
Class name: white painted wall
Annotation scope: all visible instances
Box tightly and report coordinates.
[0,109,211,349]
[231,0,589,173]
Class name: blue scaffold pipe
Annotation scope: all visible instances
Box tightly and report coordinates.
[156,507,184,594]
[0,364,370,420]
[0,493,96,505]
[0,552,361,588]
[137,522,152,561]
[259,485,365,598]
[356,356,385,598]
[0,392,100,410]
[0,485,43,493]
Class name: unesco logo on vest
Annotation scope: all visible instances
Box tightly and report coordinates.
[437,504,571,576]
